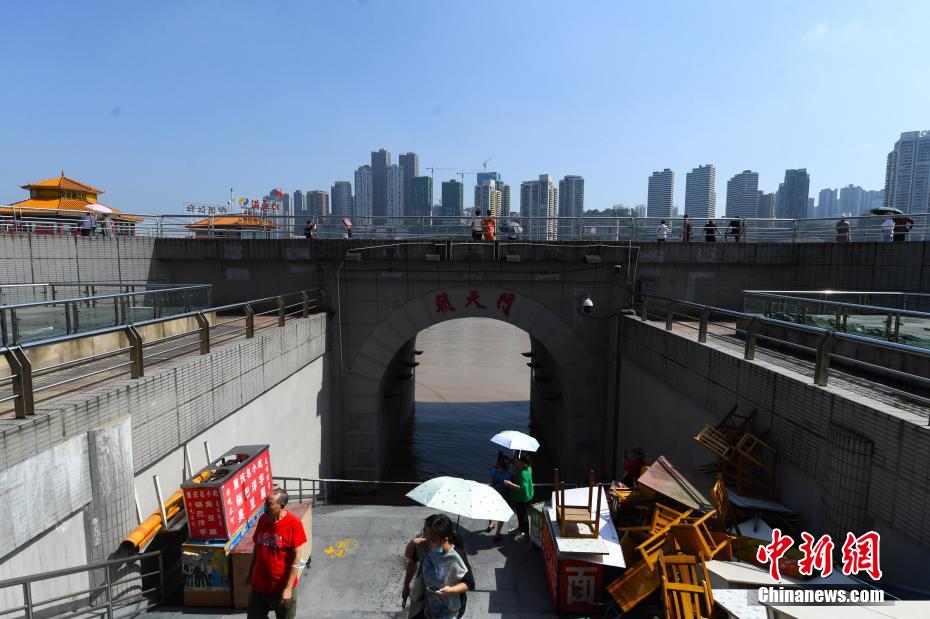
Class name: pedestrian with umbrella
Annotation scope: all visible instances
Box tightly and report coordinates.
[870,207,903,242]
[503,452,534,543]
[402,514,473,619]
[893,214,915,242]
[485,452,512,542]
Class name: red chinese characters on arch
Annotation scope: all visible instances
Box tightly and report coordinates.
[465,290,487,309]
[434,291,518,317]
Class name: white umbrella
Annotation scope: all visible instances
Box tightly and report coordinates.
[406,476,513,522]
[86,204,114,214]
[490,430,540,453]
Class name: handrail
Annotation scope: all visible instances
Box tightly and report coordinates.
[0,550,163,619]
[744,289,930,298]
[744,291,930,320]
[645,293,930,359]
[639,294,930,401]
[0,208,927,242]
[0,284,211,310]
[0,287,323,418]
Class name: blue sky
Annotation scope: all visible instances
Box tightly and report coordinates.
[1,1,927,213]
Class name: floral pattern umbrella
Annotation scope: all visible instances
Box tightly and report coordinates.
[406,476,514,522]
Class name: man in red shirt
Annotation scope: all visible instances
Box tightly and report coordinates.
[246,489,307,619]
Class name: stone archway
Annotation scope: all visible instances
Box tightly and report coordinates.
[338,285,610,481]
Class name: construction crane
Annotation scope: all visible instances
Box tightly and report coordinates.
[457,170,483,183]
[426,166,458,183]
[482,157,493,171]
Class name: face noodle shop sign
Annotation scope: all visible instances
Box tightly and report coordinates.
[182,445,273,542]
[541,514,604,612]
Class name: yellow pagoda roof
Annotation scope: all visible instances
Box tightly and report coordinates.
[21,171,104,195]
[2,199,142,222]
[186,215,277,229]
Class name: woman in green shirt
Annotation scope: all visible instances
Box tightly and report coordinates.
[504,453,534,543]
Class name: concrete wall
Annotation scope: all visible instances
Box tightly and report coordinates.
[616,316,930,590]
[633,241,930,308]
[136,354,327,515]
[0,236,165,285]
[0,314,328,614]
[0,510,89,613]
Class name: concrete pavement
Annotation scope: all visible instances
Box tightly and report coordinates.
[144,504,559,618]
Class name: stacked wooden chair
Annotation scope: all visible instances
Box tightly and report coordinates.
[554,468,602,538]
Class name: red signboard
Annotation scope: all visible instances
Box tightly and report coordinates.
[541,511,605,613]
[183,445,273,542]
[542,513,559,606]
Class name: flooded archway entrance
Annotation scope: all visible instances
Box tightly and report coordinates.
[387,317,545,482]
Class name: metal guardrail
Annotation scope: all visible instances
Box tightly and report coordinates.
[743,290,930,346]
[0,282,202,306]
[0,209,928,242]
[0,288,321,418]
[0,551,163,619]
[0,284,213,347]
[639,294,930,405]
[272,476,578,509]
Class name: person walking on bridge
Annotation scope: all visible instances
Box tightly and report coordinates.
[703,219,719,242]
[656,220,669,242]
[893,215,914,242]
[246,488,307,619]
[471,208,483,241]
[835,218,851,242]
[680,215,693,242]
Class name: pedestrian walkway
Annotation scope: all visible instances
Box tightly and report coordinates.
[144,505,557,618]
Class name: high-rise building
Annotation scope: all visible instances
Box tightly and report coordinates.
[883,130,930,214]
[441,179,464,217]
[354,165,372,219]
[647,169,674,218]
[498,182,511,217]
[779,169,810,219]
[331,181,353,218]
[275,193,294,239]
[725,170,759,218]
[520,174,558,240]
[775,183,784,217]
[398,152,419,216]
[818,188,838,218]
[371,148,391,219]
[386,164,403,222]
[292,190,306,236]
[475,180,502,217]
[411,176,433,219]
[558,175,584,239]
[807,197,815,217]
[307,190,329,220]
[756,191,776,219]
[864,189,885,214]
[477,171,501,184]
[838,184,866,216]
[684,165,716,218]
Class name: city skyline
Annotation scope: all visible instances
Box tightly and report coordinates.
[1,2,926,214]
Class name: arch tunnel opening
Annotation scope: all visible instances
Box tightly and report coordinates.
[385,317,557,485]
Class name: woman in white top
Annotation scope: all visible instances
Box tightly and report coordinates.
[656,220,669,241]
[471,209,483,241]
[881,217,894,242]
